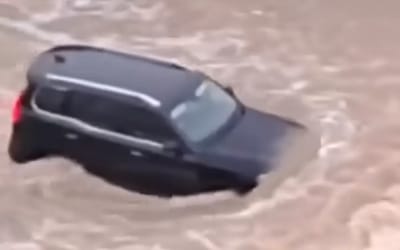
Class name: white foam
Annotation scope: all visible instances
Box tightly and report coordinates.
[72,0,92,8]
[186,230,221,250]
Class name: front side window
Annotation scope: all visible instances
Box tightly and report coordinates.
[170,79,238,143]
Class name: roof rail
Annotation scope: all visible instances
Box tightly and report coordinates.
[46,73,161,107]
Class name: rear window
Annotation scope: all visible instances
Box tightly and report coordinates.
[34,86,68,114]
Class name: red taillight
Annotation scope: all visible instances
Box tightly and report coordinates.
[12,92,24,124]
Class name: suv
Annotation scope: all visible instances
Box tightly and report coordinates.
[8,45,304,195]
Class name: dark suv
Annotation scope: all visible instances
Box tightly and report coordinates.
[8,45,304,195]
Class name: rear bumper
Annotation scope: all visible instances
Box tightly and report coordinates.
[8,126,45,163]
[8,128,27,163]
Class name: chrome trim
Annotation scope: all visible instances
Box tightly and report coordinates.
[46,73,161,107]
[31,92,164,150]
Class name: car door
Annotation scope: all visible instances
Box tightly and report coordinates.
[119,107,200,190]
[30,85,81,157]
[102,100,200,191]
[58,90,128,169]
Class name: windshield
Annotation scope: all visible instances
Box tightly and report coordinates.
[170,79,238,143]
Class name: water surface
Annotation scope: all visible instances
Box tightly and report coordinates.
[0,1,399,249]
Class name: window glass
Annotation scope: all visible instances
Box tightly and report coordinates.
[34,86,68,114]
[170,79,237,142]
[65,91,176,142]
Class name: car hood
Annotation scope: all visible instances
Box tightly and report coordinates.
[198,107,304,178]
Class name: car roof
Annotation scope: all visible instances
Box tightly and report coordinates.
[27,44,204,112]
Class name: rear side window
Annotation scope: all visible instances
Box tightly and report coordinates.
[65,91,176,142]
[34,86,68,114]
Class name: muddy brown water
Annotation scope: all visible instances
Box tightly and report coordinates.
[0,0,400,249]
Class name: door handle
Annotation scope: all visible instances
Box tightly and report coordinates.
[65,133,79,140]
[130,150,144,157]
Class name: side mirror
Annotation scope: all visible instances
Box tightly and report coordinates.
[224,86,234,95]
[163,140,182,155]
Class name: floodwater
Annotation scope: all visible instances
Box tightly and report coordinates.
[0,0,399,249]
